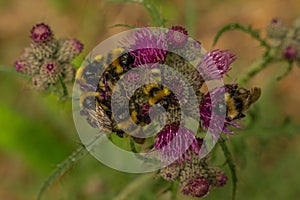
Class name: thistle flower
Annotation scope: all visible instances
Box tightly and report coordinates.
[167,26,188,48]
[129,27,168,67]
[30,23,58,60]
[266,18,288,40]
[62,63,76,82]
[39,60,61,84]
[14,59,30,74]
[32,75,48,91]
[197,49,236,80]
[164,52,204,92]
[208,167,227,187]
[174,140,227,197]
[57,39,84,63]
[160,164,181,182]
[153,122,199,165]
[283,44,298,60]
[30,23,53,43]
[15,23,83,92]
[181,177,210,198]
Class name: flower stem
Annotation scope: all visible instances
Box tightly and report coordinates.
[277,61,293,81]
[37,135,102,200]
[58,75,68,99]
[219,138,237,200]
[171,180,179,200]
[213,23,270,49]
[238,55,272,85]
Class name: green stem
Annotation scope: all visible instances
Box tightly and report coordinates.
[219,138,237,200]
[213,23,270,49]
[277,61,293,81]
[37,135,102,200]
[58,75,68,99]
[238,55,272,85]
[171,180,179,200]
[113,173,154,200]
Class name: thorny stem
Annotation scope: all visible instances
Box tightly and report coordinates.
[37,135,102,200]
[219,138,237,200]
[213,23,270,49]
[277,61,293,81]
[238,55,273,85]
[58,75,68,99]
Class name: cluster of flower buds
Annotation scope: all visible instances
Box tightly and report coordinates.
[266,18,300,64]
[15,23,83,91]
[159,139,227,198]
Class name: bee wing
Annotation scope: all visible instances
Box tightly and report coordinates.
[95,101,112,133]
[249,87,261,103]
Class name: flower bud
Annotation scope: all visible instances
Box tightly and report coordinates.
[167,26,188,48]
[267,18,288,39]
[62,64,76,82]
[30,23,53,44]
[15,59,28,74]
[160,164,181,182]
[57,39,84,63]
[283,44,298,61]
[32,75,48,91]
[180,177,210,198]
[39,60,62,84]
[208,167,227,187]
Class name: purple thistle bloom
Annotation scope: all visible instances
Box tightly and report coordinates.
[215,171,227,187]
[153,122,199,165]
[197,49,236,80]
[283,45,298,60]
[266,18,287,40]
[181,178,210,198]
[167,26,188,48]
[71,39,84,53]
[129,27,168,67]
[15,59,26,73]
[45,63,55,72]
[30,23,53,43]
[200,85,241,137]
[57,38,84,63]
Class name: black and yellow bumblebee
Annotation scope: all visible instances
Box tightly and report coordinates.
[224,84,261,120]
[76,48,175,144]
[76,49,261,144]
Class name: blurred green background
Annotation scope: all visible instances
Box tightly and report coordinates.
[0,0,300,199]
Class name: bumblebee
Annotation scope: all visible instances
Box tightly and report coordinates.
[77,48,152,143]
[224,85,261,120]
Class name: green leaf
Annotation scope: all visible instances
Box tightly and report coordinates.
[71,53,85,69]
[219,139,237,200]
[0,65,30,80]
